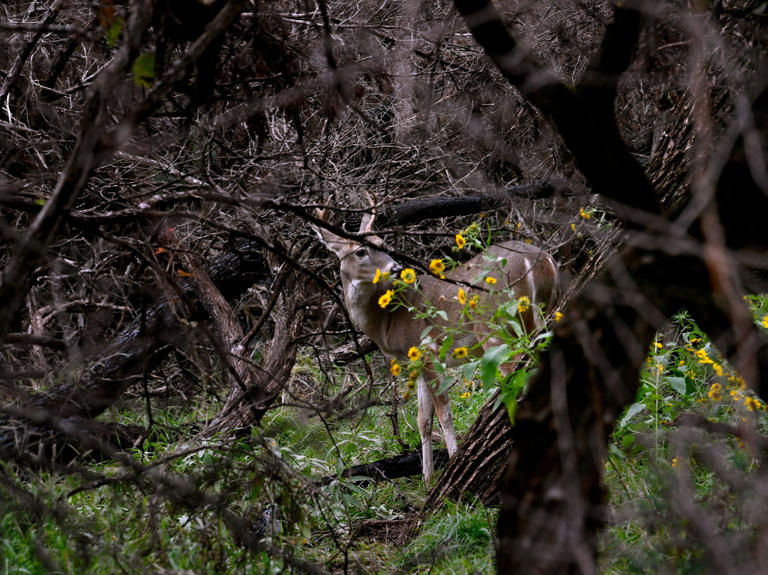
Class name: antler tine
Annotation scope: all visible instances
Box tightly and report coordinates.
[360,191,377,234]
[315,207,327,221]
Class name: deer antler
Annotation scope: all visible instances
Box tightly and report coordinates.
[360,191,377,234]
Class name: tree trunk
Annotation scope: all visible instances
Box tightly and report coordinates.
[424,391,512,508]
[446,3,768,572]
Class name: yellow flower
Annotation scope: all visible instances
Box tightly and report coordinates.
[579,207,591,220]
[517,295,530,313]
[570,223,577,232]
[400,268,416,284]
[408,369,419,383]
[455,233,466,249]
[458,288,467,305]
[403,390,411,401]
[671,458,678,468]
[390,359,402,377]
[708,382,723,402]
[729,375,746,390]
[468,295,480,309]
[373,269,391,284]
[452,347,468,359]
[485,276,497,285]
[554,311,563,322]
[408,346,421,362]
[696,348,713,365]
[713,362,724,376]
[429,259,446,278]
[654,342,663,350]
[460,391,471,399]
[762,314,768,329]
[657,363,663,374]
[378,289,394,309]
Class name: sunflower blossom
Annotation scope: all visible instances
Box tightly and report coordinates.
[400,268,416,284]
[378,289,394,309]
[452,347,469,359]
[429,259,446,278]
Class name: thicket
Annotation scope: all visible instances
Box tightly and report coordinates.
[1,0,767,573]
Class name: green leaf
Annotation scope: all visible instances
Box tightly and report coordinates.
[479,344,510,387]
[621,434,636,450]
[460,360,480,381]
[106,17,123,47]
[493,369,528,424]
[438,334,454,361]
[619,402,646,428]
[132,52,155,88]
[506,317,523,338]
[667,376,687,397]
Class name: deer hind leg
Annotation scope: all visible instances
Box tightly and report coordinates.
[429,372,458,457]
[417,374,435,483]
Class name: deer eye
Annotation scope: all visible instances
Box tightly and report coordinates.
[354,248,367,258]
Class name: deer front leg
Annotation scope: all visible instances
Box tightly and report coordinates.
[417,374,435,483]
[430,373,458,457]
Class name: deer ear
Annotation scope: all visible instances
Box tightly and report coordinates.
[312,209,349,260]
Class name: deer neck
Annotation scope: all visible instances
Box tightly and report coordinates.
[341,276,387,333]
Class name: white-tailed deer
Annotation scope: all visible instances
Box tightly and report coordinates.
[314,206,559,483]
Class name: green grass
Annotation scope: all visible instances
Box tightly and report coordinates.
[600,297,768,573]
[0,354,500,574]
[3,297,767,573]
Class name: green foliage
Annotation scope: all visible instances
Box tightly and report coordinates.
[132,53,155,88]
[397,500,495,574]
[105,18,123,48]
[601,296,768,573]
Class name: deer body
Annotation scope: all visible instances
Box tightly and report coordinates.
[316,214,558,483]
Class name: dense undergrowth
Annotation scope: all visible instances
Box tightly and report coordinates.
[3,292,767,573]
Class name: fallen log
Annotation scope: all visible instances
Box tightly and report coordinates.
[317,448,450,486]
